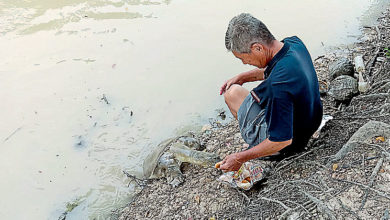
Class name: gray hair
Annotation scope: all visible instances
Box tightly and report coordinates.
[225,13,275,53]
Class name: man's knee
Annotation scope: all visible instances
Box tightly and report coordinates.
[223,84,243,102]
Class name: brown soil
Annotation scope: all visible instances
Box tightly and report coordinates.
[117,8,390,220]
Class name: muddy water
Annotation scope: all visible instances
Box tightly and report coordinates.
[0,0,388,219]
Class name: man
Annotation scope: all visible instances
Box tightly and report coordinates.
[219,13,323,172]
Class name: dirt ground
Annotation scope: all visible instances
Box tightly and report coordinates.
[116,8,390,220]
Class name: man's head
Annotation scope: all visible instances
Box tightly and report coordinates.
[225,13,276,68]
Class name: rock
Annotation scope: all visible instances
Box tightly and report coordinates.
[287,212,300,220]
[382,209,389,220]
[199,202,207,214]
[234,132,242,139]
[206,144,214,151]
[210,203,218,213]
[331,121,390,162]
[328,57,354,79]
[328,75,358,101]
[161,207,169,216]
[202,124,212,132]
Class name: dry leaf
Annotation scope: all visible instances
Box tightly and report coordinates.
[376,136,385,142]
[380,169,385,173]
[332,163,338,171]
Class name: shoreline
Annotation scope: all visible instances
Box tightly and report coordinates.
[117,8,390,220]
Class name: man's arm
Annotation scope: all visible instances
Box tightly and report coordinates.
[238,138,291,161]
[238,68,265,83]
[219,138,292,171]
[220,68,265,95]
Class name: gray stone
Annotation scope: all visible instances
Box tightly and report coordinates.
[210,202,218,213]
[287,212,301,220]
[206,144,214,151]
[161,207,169,216]
[331,121,390,162]
[328,57,354,79]
[328,75,358,101]
[201,124,212,132]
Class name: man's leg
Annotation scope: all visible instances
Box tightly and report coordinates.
[223,84,249,119]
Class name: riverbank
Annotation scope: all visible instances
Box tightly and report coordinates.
[117,8,390,219]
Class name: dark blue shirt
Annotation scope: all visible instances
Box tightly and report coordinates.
[252,36,323,153]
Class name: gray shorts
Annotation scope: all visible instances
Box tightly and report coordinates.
[237,94,268,148]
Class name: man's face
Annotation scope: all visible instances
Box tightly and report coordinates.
[232,43,268,68]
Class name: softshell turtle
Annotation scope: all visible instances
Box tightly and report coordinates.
[143,135,220,187]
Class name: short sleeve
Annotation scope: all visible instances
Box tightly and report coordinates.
[267,95,293,142]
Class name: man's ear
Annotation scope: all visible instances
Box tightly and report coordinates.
[251,43,264,53]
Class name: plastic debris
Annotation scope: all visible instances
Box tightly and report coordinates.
[217,162,266,190]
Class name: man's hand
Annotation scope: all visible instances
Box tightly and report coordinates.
[220,68,265,95]
[219,139,292,172]
[219,75,243,95]
[219,152,243,172]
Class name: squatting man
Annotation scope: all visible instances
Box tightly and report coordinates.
[218,13,323,172]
